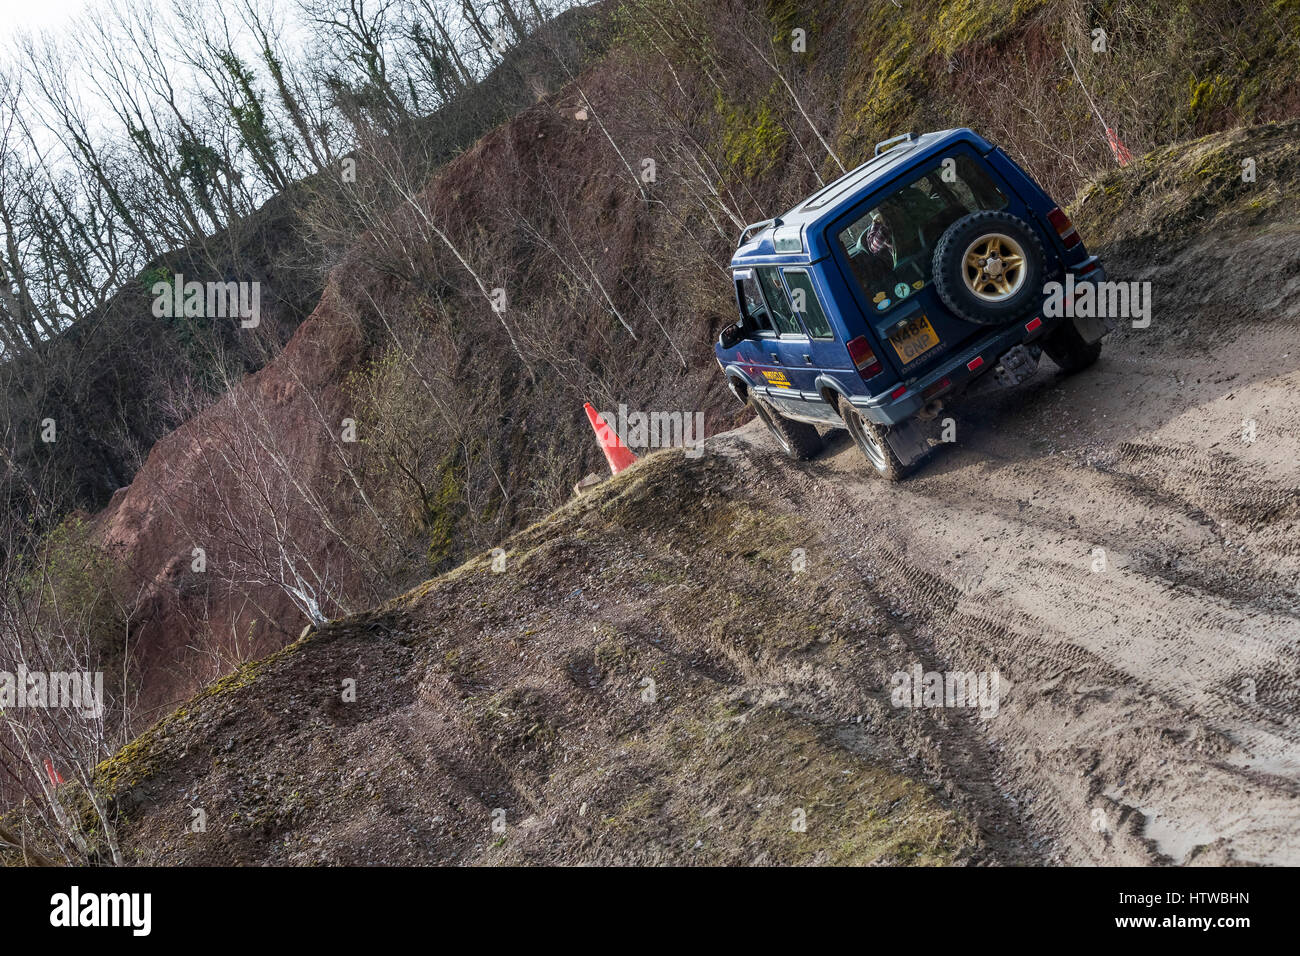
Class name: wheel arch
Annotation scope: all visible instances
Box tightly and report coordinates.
[725,367,754,405]
[814,374,855,424]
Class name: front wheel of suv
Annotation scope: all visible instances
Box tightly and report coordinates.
[838,396,910,481]
[1043,318,1102,374]
[750,397,823,460]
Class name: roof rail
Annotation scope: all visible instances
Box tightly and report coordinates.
[873,132,917,157]
[737,216,782,248]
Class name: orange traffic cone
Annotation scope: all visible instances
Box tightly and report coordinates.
[584,403,637,475]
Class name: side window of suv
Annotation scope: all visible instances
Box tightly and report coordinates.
[737,271,775,333]
[781,269,833,339]
[755,266,804,336]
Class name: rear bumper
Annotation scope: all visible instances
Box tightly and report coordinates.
[849,322,1033,425]
[853,260,1107,426]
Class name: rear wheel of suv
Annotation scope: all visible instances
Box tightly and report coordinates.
[1043,318,1102,373]
[932,210,1045,325]
[750,397,823,460]
[837,396,909,481]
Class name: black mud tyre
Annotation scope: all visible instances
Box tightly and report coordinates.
[932,210,1045,325]
[837,396,910,481]
[1043,318,1102,373]
[750,397,823,460]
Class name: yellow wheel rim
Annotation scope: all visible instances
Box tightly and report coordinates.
[962,232,1027,302]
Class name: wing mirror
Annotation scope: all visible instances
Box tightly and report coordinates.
[718,321,746,349]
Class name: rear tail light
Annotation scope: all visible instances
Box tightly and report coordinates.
[967,356,984,372]
[846,335,882,378]
[1046,207,1081,249]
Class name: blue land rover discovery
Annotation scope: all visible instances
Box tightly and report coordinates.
[715,128,1111,479]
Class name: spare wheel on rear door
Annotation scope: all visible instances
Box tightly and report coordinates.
[931,210,1044,325]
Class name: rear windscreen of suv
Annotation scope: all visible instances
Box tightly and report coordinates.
[836,155,1007,314]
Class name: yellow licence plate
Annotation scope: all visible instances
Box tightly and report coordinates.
[890,315,940,364]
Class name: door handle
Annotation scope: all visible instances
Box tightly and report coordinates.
[769,352,780,363]
[803,354,813,365]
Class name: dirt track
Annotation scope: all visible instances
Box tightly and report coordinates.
[721,221,1300,864]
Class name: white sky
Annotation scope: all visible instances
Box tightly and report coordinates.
[0,0,87,35]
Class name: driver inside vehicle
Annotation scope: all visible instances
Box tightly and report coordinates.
[847,209,896,291]
[841,175,968,307]
[863,209,894,262]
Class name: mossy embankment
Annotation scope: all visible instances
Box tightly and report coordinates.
[1072,118,1300,246]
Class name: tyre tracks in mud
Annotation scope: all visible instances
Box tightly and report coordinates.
[717,318,1300,864]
